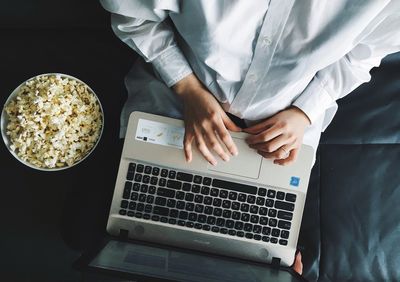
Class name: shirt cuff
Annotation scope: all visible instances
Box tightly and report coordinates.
[151,45,193,87]
[292,77,336,125]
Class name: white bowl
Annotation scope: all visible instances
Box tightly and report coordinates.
[1,73,104,171]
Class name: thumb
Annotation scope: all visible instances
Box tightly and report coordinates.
[221,112,242,132]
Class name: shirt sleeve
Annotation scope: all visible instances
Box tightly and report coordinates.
[293,6,400,131]
[100,0,193,87]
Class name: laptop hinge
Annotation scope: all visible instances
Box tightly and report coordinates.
[119,229,129,239]
[271,257,281,268]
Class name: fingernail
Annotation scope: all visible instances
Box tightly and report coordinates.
[232,150,238,156]
[223,155,230,162]
[211,161,217,166]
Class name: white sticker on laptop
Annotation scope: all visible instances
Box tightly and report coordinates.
[135,119,184,149]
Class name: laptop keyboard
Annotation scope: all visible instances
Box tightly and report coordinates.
[118,162,297,246]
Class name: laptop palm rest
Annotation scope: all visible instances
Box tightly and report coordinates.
[207,137,262,179]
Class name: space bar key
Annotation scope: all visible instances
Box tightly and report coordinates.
[212,179,257,195]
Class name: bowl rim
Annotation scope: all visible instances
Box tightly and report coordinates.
[1,73,104,171]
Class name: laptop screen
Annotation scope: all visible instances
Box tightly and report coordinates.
[88,240,302,282]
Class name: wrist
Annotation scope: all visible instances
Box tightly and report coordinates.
[172,74,203,98]
[290,106,311,126]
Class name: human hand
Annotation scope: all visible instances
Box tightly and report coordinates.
[173,74,241,165]
[243,106,310,165]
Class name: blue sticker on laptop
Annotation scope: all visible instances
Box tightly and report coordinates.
[290,177,300,187]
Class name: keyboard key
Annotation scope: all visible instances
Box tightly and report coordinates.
[176,191,185,200]
[129,201,136,210]
[250,215,259,224]
[155,197,167,206]
[262,227,271,235]
[212,179,257,194]
[207,216,216,225]
[195,204,204,213]
[272,228,280,237]
[178,220,186,226]
[130,192,138,201]
[203,177,212,186]
[219,190,228,198]
[126,171,134,181]
[194,175,202,184]
[145,205,152,213]
[245,233,253,239]
[281,230,290,239]
[253,225,262,234]
[267,190,276,198]
[276,191,285,200]
[259,207,268,216]
[179,211,188,220]
[262,236,270,242]
[150,177,158,185]
[167,180,182,190]
[275,201,295,212]
[144,165,152,174]
[210,188,219,197]
[182,183,191,191]
[265,199,274,207]
[213,198,222,207]
[136,164,144,173]
[225,220,234,228]
[258,187,267,196]
[220,228,228,234]
[279,239,288,246]
[158,178,166,187]
[133,183,140,191]
[152,167,160,176]
[128,163,136,173]
[231,202,240,210]
[191,184,200,193]
[194,223,202,229]
[201,186,210,195]
[250,205,259,214]
[244,223,253,232]
[256,197,265,206]
[228,229,236,236]
[169,219,177,225]
[204,206,213,215]
[168,170,176,179]
[238,193,247,202]
[222,200,231,209]
[188,213,197,222]
[198,214,207,223]
[222,210,231,218]
[135,212,143,218]
[157,188,175,198]
[127,211,135,217]
[216,218,225,227]
[176,172,193,182]
[260,217,268,225]
[185,203,194,211]
[123,182,132,199]
[211,226,220,233]
[237,231,245,237]
[268,209,277,217]
[234,221,244,230]
[134,173,143,182]
[161,169,168,177]
[139,194,146,202]
[202,225,211,231]
[185,193,194,202]
[140,184,148,193]
[176,201,185,209]
[254,234,262,241]
[241,213,250,222]
[228,192,238,200]
[285,193,297,202]
[137,203,144,212]
[240,203,249,212]
[204,196,212,205]
[232,211,241,220]
[167,199,176,208]
[278,220,291,230]
[194,195,203,203]
[270,237,278,244]
[269,218,277,227]
[247,195,255,204]
[213,208,222,217]
[277,210,293,221]
[119,209,127,215]
[169,209,179,218]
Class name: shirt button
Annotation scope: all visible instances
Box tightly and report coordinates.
[262,36,272,46]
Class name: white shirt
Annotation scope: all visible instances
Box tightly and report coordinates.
[100,0,400,131]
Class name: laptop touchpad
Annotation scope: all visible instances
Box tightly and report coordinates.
[207,137,262,179]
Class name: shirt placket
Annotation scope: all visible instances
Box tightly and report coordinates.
[229,0,295,118]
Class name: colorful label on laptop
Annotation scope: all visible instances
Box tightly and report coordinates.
[135,119,184,149]
[290,176,300,187]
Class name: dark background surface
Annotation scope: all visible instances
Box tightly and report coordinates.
[1,1,400,281]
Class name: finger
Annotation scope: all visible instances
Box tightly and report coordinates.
[221,112,242,132]
[194,126,218,166]
[245,124,282,145]
[214,121,238,156]
[203,128,230,161]
[292,251,303,275]
[274,148,299,166]
[243,118,274,134]
[183,130,194,163]
[249,134,290,153]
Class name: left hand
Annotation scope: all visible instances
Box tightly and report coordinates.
[243,106,311,165]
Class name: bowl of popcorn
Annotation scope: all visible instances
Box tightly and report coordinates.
[1,73,104,171]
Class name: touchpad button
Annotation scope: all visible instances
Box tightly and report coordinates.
[207,137,262,179]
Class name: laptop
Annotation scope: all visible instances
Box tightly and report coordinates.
[76,111,313,281]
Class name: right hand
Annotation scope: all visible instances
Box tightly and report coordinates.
[173,74,241,165]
